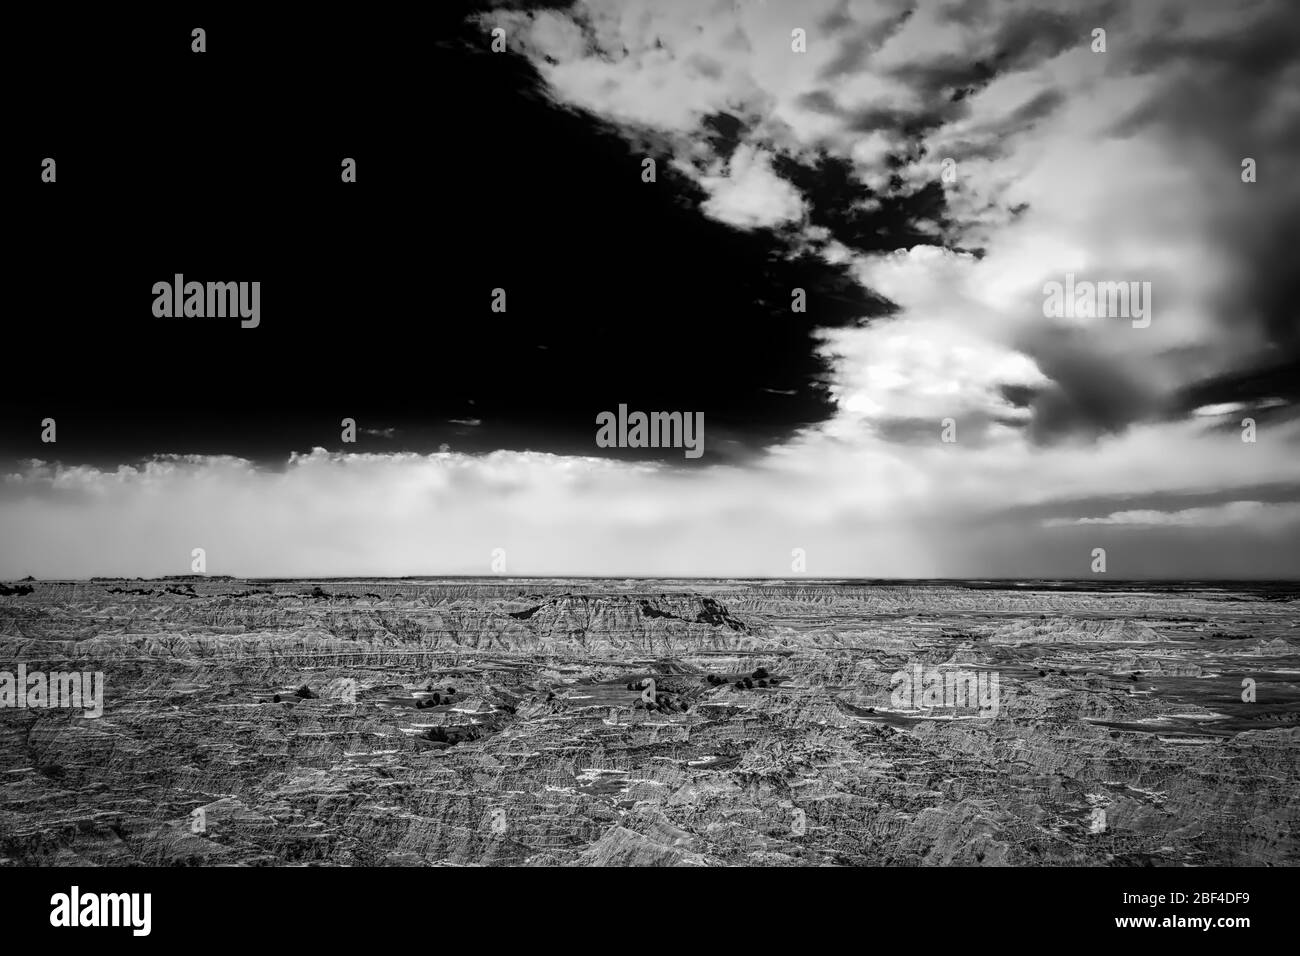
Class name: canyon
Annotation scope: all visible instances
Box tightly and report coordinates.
[1,578,1296,866]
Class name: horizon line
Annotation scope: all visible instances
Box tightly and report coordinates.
[9,575,1300,585]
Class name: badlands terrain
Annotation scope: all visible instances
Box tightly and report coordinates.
[1,578,1297,866]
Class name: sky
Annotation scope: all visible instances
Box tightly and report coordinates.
[3,0,1298,579]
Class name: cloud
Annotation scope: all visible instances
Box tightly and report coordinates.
[1044,500,1300,529]
[4,408,1299,578]
[6,2,1299,579]
[699,144,806,228]
[484,0,1300,448]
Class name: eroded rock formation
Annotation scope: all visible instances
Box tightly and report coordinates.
[1,579,1296,866]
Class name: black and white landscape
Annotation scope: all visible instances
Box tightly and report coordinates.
[2,577,1298,866]
[2,0,1298,873]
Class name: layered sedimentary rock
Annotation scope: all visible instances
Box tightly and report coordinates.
[1,579,1296,866]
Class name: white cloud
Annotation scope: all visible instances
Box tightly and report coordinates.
[1193,403,1247,418]
[699,144,805,228]
[3,411,1298,579]
[1044,501,1300,529]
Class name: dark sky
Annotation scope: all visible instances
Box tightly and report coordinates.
[3,1,1297,579]
[4,2,950,469]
